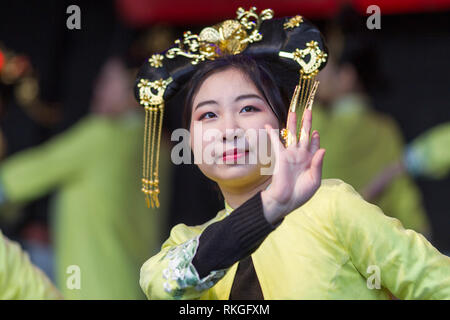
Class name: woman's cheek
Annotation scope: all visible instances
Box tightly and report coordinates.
[190,129,204,164]
[190,130,218,165]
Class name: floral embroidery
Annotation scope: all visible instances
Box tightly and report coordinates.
[162,235,226,298]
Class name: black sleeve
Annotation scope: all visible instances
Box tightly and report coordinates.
[192,191,282,278]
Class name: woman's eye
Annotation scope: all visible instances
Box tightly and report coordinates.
[240,105,258,113]
[199,112,216,120]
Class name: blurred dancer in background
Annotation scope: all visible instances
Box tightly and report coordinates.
[363,122,450,256]
[364,123,450,218]
[0,42,61,282]
[0,57,171,299]
[314,25,430,235]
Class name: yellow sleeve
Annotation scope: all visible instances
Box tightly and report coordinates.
[331,181,450,299]
[140,221,227,300]
[0,230,63,299]
[376,174,430,235]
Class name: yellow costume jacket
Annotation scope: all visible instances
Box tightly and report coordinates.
[140,179,450,299]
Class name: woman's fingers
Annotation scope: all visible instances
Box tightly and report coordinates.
[299,109,312,149]
[310,148,326,185]
[310,130,320,154]
[287,111,298,146]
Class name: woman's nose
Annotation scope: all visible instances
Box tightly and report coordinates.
[221,117,244,142]
[223,129,245,142]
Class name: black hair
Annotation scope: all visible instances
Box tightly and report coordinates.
[181,54,289,130]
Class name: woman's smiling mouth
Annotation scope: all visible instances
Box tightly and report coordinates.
[222,148,249,162]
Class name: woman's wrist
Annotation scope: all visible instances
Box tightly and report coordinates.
[261,190,285,225]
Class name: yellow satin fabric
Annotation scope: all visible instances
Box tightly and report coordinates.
[0,230,62,299]
[140,179,450,300]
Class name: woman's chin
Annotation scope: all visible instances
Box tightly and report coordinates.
[211,163,261,182]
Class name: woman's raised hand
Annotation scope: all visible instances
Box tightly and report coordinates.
[261,109,326,225]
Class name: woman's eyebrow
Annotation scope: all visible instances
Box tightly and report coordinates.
[234,94,265,103]
[195,100,218,111]
[195,94,264,111]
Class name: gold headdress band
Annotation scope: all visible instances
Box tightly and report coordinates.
[137,7,327,208]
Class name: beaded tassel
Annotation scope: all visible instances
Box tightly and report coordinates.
[142,103,164,208]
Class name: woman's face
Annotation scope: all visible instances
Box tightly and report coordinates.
[189,67,280,189]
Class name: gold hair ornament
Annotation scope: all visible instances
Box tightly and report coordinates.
[165,7,274,64]
[138,77,173,208]
[279,40,327,146]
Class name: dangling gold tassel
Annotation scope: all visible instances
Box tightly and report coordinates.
[141,103,164,208]
[281,70,320,147]
[152,103,164,208]
[138,77,172,209]
[142,106,150,208]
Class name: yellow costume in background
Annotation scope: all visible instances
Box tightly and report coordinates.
[0,229,62,299]
[140,179,450,300]
[0,113,171,299]
[313,95,430,234]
